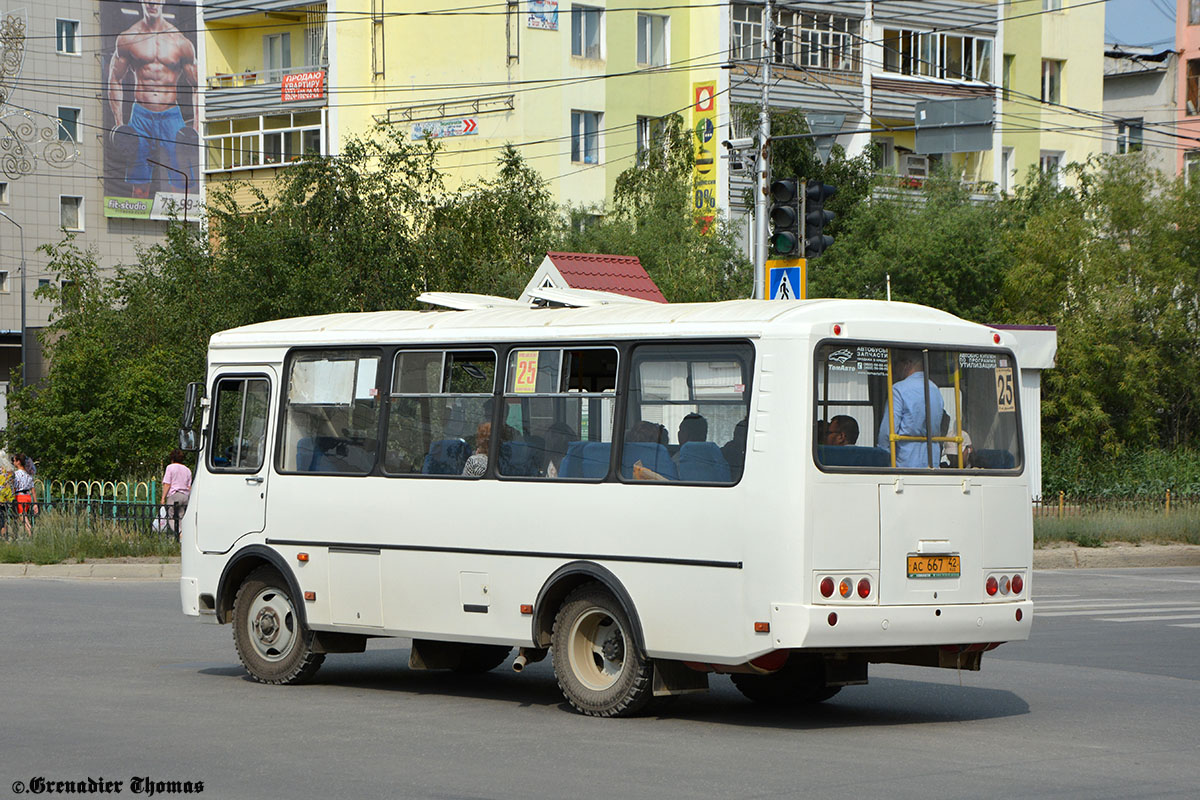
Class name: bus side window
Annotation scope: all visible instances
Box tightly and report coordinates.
[210,377,270,473]
[384,350,496,478]
[622,343,753,485]
[281,351,381,475]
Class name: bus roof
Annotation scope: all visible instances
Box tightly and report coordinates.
[208,298,989,350]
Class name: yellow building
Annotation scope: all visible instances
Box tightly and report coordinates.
[201,1,723,211]
[1000,0,1106,190]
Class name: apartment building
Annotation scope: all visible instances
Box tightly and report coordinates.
[0,1,183,407]
[201,1,713,213]
[999,0,1105,190]
[1179,0,1200,179]
[1103,45,1178,176]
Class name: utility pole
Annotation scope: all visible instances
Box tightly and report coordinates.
[753,0,774,300]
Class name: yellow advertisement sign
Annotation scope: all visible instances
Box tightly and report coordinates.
[513,351,540,394]
[692,81,718,234]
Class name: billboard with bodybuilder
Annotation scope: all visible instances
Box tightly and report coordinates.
[101,1,199,220]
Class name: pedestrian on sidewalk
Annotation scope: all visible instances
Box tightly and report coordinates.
[13,454,36,537]
[161,449,192,534]
[0,451,14,540]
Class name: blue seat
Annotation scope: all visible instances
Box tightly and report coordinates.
[621,442,678,481]
[817,445,891,468]
[423,438,469,475]
[499,441,537,477]
[973,448,1016,469]
[559,441,611,479]
[677,442,732,482]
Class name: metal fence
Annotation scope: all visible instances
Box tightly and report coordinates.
[1032,491,1200,519]
[0,479,184,540]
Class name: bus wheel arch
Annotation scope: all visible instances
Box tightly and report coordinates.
[231,564,325,685]
[216,545,307,630]
[532,562,646,657]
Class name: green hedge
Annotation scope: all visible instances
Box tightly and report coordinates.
[1042,447,1200,498]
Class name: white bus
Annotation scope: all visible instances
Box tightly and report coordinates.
[178,297,1032,717]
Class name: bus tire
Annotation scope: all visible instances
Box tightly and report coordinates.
[551,583,653,717]
[454,644,513,674]
[232,566,325,685]
[730,659,841,705]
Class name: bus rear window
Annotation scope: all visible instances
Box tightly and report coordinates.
[815,343,1021,472]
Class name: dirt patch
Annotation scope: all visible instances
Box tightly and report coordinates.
[1034,542,1200,569]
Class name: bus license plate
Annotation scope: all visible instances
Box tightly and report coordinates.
[907,554,961,579]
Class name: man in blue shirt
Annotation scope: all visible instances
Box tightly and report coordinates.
[877,351,943,468]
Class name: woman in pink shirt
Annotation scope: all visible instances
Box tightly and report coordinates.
[162,449,192,532]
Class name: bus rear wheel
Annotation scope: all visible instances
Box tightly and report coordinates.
[730,658,841,705]
[232,566,325,685]
[551,584,653,717]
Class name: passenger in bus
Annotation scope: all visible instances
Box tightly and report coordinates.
[941,429,974,468]
[825,415,859,446]
[463,421,494,477]
[721,418,748,478]
[876,350,944,468]
[677,413,708,448]
[628,420,668,444]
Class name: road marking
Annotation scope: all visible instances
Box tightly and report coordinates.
[1093,614,1200,623]
[1034,599,1196,610]
[1173,623,1200,628]
[1035,605,1200,618]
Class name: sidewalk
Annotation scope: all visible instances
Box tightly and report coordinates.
[2,545,1199,580]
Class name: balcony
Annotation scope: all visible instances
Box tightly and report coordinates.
[205,65,328,119]
[204,1,317,22]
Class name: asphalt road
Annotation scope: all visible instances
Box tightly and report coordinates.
[1,569,1197,800]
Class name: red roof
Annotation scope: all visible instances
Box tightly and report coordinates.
[546,252,667,303]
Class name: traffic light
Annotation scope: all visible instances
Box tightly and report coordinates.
[803,181,838,258]
[768,179,800,256]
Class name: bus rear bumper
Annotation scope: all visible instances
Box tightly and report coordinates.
[769,600,1033,650]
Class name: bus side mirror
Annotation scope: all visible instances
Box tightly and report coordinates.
[179,381,204,452]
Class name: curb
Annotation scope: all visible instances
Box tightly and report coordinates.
[0,563,181,580]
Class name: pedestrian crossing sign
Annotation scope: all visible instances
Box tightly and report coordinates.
[767,259,806,300]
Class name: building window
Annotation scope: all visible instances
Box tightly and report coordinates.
[731,4,763,61]
[636,116,666,164]
[732,6,861,72]
[203,110,325,172]
[572,6,603,59]
[56,19,80,55]
[0,271,8,293]
[57,107,80,142]
[1039,151,1062,186]
[1000,147,1014,194]
[263,32,292,80]
[1186,151,1200,184]
[1116,119,1143,154]
[1002,54,1014,100]
[60,196,83,231]
[882,28,992,81]
[873,137,895,170]
[1188,59,1200,116]
[571,110,601,164]
[38,279,51,290]
[1041,59,1062,104]
[637,14,668,67]
[0,181,8,204]
[1192,0,1200,25]
[1043,0,1062,10]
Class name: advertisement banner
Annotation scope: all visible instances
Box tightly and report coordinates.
[528,1,559,30]
[691,81,718,234]
[282,71,325,103]
[100,1,200,220]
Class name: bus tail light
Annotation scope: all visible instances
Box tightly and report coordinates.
[820,577,835,598]
[985,576,998,596]
[839,578,853,598]
[1011,574,1024,595]
[857,578,871,599]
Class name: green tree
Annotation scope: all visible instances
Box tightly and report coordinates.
[557,114,752,301]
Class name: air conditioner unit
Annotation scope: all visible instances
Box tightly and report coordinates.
[901,154,929,178]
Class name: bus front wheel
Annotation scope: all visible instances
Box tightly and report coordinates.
[232,566,325,685]
[551,583,653,717]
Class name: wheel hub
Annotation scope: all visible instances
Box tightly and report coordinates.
[601,634,623,663]
[254,608,280,644]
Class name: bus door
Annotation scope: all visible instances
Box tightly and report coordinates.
[197,371,275,553]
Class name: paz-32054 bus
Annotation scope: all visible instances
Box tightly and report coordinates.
[177,297,1031,717]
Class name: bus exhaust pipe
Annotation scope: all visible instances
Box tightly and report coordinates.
[513,647,547,672]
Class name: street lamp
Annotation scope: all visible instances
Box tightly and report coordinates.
[146,158,191,224]
[0,209,26,387]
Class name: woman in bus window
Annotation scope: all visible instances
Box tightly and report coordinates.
[463,422,493,477]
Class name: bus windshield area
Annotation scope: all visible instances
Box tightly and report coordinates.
[815,343,1021,472]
